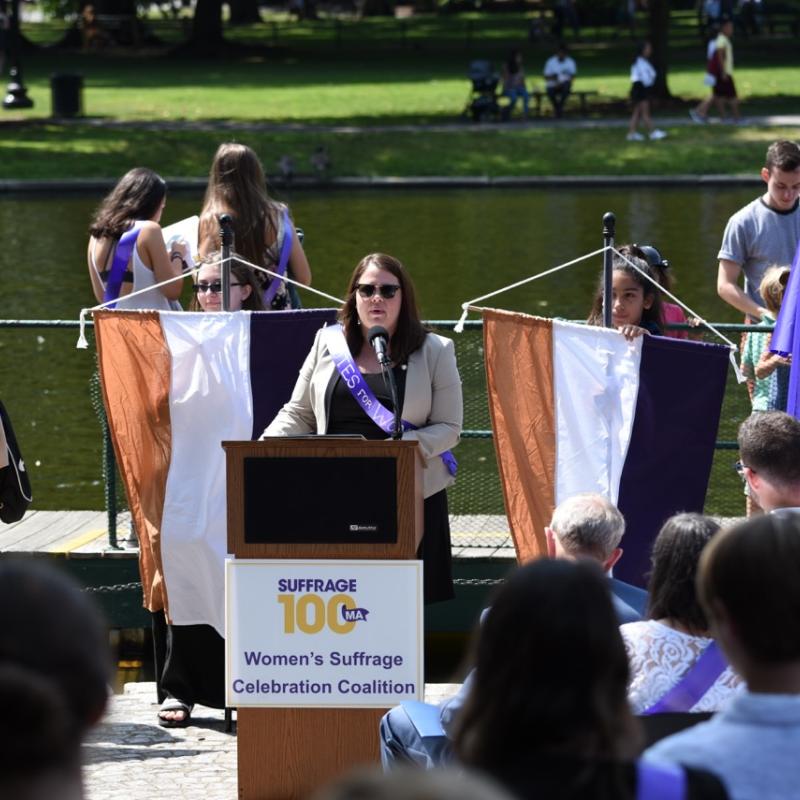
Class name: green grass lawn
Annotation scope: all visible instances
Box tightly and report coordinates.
[1,121,796,180]
[0,10,798,179]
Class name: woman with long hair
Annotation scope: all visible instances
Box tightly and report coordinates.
[87,167,186,309]
[197,143,311,309]
[262,253,462,603]
[452,559,728,799]
[622,513,743,714]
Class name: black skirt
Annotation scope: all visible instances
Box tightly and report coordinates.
[152,610,226,708]
[630,81,650,104]
[419,489,455,605]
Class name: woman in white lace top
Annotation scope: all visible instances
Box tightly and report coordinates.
[621,513,744,713]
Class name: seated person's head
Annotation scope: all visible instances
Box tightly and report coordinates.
[190,252,265,312]
[646,513,720,635]
[453,559,639,778]
[698,514,800,681]
[0,560,111,798]
[314,766,514,800]
[546,492,625,572]
[737,411,800,511]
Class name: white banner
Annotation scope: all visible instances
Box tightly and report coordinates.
[225,559,424,708]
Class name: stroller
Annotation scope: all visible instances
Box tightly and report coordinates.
[463,60,501,122]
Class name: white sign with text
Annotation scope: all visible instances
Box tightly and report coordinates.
[225,559,423,708]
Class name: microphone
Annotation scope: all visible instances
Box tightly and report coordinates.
[367,326,391,367]
[367,326,402,439]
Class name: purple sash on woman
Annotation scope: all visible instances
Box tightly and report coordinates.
[642,641,727,715]
[636,761,687,800]
[102,222,144,308]
[323,325,457,477]
[263,208,293,306]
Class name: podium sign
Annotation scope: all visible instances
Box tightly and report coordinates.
[226,559,423,709]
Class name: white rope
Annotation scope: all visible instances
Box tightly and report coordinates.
[610,248,746,383]
[76,255,345,349]
[454,246,611,333]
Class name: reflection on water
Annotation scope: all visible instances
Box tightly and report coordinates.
[0,186,757,510]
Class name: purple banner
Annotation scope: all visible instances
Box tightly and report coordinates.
[770,238,800,416]
[249,309,338,438]
[616,336,729,587]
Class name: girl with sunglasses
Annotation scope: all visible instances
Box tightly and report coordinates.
[189,252,265,312]
[197,143,311,310]
[262,253,463,604]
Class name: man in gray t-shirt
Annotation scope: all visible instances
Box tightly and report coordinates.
[717,140,800,320]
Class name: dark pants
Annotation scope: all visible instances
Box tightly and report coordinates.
[547,82,572,117]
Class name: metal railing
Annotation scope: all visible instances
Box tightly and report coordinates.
[1,318,769,547]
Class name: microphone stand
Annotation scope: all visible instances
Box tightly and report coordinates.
[219,214,234,312]
[378,351,403,440]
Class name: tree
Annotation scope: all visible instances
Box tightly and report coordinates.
[229,0,260,26]
[189,0,224,47]
[648,0,673,99]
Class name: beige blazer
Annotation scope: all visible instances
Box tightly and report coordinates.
[262,328,463,498]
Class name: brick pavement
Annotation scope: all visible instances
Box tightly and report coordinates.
[83,682,460,799]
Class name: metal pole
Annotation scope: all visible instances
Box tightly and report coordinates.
[219,213,233,312]
[2,0,33,110]
[602,212,616,328]
[104,425,119,549]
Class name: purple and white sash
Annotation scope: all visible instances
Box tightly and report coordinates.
[323,325,457,477]
[263,208,293,306]
[102,221,144,308]
[642,641,727,715]
[636,761,687,800]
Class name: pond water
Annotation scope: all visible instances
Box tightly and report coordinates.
[1,185,757,510]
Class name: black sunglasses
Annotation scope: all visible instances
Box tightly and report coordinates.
[193,282,242,294]
[355,283,401,299]
[733,460,750,482]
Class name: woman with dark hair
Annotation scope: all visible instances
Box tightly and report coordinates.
[197,143,311,309]
[87,167,187,309]
[627,41,666,142]
[622,513,743,714]
[262,253,462,603]
[452,559,728,800]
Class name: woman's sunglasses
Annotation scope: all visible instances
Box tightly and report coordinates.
[355,283,401,299]
[193,282,242,294]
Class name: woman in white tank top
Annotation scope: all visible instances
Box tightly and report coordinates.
[87,168,187,310]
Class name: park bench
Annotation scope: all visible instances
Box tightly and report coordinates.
[762,6,800,35]
[93,13,141,46]
[530,88,598,118]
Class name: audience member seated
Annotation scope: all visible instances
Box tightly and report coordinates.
[0,559,112,800]
[379,492,646,771]
[314,765,515,800]
[545,492,647,623]
[501,50,530,119]
[737,411,800,514]
[622,513,743,714]
[452,559,728,799]
[644,514,800,800]
[543,42,576,117]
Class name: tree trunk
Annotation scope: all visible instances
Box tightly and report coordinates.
[648,0,672,99]
[190,0,224,46]
[229,0,260,25]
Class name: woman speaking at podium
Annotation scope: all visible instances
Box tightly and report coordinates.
[262,253,462,603]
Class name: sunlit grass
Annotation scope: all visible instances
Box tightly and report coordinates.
[1,122,796,180]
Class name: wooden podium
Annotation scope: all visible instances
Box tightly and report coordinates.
[223,438,423,800]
